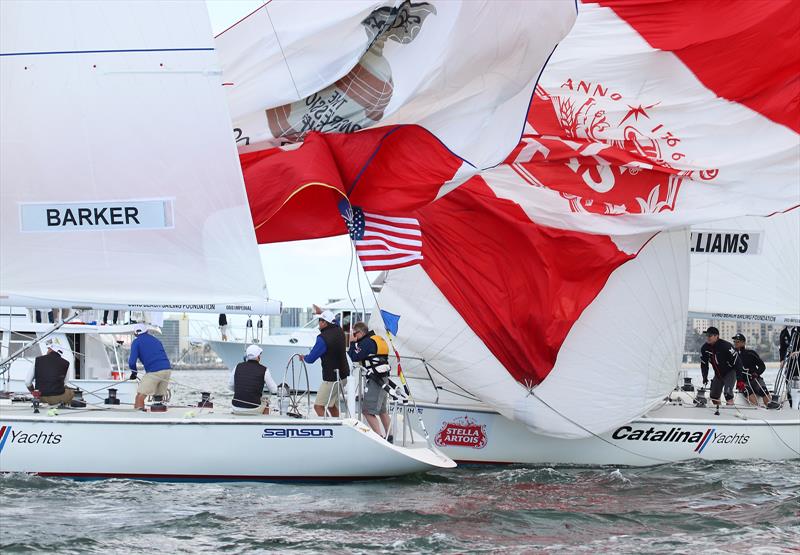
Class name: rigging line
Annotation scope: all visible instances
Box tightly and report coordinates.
[759,416,800,457]
[264,8,301,102]
[529,390,673,465]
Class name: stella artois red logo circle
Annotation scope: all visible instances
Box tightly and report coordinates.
[506,81,719,216]
[434,415,487,449]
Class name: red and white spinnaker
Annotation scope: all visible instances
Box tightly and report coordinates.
[224,0,799,437]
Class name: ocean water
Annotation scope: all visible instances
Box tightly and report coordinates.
[2,370,799,554]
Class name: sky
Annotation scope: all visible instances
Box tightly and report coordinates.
[204,1,377,313]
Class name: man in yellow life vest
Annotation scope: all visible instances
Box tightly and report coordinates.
[348,321,393,442]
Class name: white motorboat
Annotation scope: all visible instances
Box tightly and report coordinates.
[207,299,371,391]
[1,307,139,404]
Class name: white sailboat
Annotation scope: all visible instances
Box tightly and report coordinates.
[0,0,454,480]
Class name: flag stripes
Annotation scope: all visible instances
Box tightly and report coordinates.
[340,203,423,271]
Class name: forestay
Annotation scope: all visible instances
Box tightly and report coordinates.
[0,1,279,315]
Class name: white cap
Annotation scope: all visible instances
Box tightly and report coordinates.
[245,344,263,360]
[314,310,336,324]
[133,323,148,335]
[47,343,65,355]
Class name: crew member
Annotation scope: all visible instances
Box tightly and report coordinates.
[732,334,771,407]
[300,310,349,417]
[228,345,278,414]
[219,313,228,341]
[348,321,392,440]
[700,327,741,408]
[25,343,74,405]
[129,323,172,410]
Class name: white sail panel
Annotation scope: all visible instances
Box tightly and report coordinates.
[374,228,689,438]
[0,1,279,314]
[482,1,799,234]
[689,208,800,317]
[217,0,577,169]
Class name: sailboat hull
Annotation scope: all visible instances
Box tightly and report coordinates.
[411,400,800,466]
[0,408,455,481]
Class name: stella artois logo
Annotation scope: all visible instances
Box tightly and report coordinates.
[434,415,487,449]
[508,81,719,216]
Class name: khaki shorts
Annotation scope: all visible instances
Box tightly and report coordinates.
[137,370,171,396]
[231,400,268,415]
[315,379,346,408]
[41,388,75,406]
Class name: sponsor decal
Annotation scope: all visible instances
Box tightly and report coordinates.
[388,405,423,415]
[129,303,218,311]
[690,231,761,254]
[612,426,749,453]
[434,415,487,449]
[513,81,720,216]
[19,199,174,232]
[0,426,63,450]
[0,425,11,453]
[261,428,334,439]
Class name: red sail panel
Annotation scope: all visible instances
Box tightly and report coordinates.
[417,176,635,385]
[591,0,800,133]
[242,126,463,244]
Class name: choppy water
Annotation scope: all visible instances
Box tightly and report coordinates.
[2,371,799,554]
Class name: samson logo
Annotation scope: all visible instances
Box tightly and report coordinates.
[20,199,174,232]
[612,426,749,453]
[261,428,334,439]
[690,231,762,255]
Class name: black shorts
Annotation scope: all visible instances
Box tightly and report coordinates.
[710,371,736,401]
[743,374,769,397]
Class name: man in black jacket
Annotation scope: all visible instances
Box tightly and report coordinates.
[228,345,277,414]
[300,310,350,417]
[25,343,74,405]
[732,334,771,407]
[700,327,741,407]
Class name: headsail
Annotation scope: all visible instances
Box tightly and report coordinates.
[689,208,800,323]
[0,0,280,315]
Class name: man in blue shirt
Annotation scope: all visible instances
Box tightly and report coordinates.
[300,310,349,417]
[129,323,172,410]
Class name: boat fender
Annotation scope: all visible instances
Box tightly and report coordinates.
[104,388,121,405]
[150,395,168,412]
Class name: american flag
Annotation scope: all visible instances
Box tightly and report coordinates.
[339,201,423,271]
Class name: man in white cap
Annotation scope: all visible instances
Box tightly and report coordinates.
[25,343,74,405]
[128,323,172,410]
[228,344,278,414]
[300,309,350,417]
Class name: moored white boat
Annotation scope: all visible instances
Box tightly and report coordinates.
[0,401,454,480]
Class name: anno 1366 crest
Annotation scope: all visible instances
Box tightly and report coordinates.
[508,81,719,216]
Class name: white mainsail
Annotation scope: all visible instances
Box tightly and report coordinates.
[0,1,279,315]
